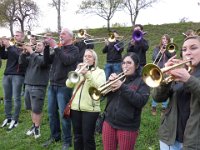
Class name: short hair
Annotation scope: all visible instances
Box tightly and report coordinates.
[15,31,24,37]
[134,24,144,31]
[62,28,74,38]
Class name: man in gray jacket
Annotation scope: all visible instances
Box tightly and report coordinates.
[19,41,50,139]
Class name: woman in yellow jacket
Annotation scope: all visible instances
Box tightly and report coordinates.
[66,49,106,150]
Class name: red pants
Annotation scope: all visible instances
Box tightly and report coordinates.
[102,121,138,150]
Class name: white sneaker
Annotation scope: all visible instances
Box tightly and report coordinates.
[26,124,35,136]
[1,118,11,128]
[7,120,18,131]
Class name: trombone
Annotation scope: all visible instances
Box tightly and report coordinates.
[83,32,123,45]
[153,38,178,65]
[67,63,89,84]
[88,70,127,101]
[114,30,146,51]
[142,59,191,88]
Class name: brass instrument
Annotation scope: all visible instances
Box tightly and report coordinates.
[153,38,178,65]
[67,63,89,84]
[88,70,127,101]
[114,30,147,51]
[26,31,58,41]
[83,32,123,45]
[142,59,191,88]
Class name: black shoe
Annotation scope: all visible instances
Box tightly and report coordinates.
[34,126,41,139]
[42,137,60,147]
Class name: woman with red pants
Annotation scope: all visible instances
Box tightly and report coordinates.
[102,52,150,150]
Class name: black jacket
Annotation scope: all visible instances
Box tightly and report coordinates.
[0,45,26,76]
[102,40,124,63]
[74,40,94,63]
[44,44,79,86]
[127,38,149,66]
[105,70,150,131]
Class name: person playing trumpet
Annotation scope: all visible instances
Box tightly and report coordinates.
[19,41,50,139]
[152,35,200,149]
[65,49,106,150]
[102,30,124,80]
[42,28,79,150]
[102,52,150,150]
[0,31,26,131]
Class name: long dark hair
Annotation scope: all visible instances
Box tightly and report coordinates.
[122,52,141,76]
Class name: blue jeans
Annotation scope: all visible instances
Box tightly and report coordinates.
[3,75,24,121]
[160,140,183,150]
[47,85,72,144]
[152,99,168,108]
[104,63,122,80]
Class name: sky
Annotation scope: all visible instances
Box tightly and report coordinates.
[1,0,200,36]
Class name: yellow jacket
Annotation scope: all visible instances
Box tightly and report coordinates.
[66,67,106,112]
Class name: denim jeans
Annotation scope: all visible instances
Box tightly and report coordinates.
[3,75,24,121]
[152,99,168,108]
[47,85,72,144]
[160,140,183,150]
[104,63,122,80]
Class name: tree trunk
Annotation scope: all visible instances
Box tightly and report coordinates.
[9,21,14,37]
[57,0,61,33]
[133,10,139,26]
[107,19,110,31]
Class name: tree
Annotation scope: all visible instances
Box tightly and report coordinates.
[0,0,39,36]
[49,0,66,33]
[15,0,39,33]
[0,0,18,36]
[77,0,123,31]
[123,0,158,26]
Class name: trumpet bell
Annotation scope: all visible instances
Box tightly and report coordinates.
[88,87,101,101]
[142,63,163,88]
[68,71,80,84]
[166,43,178,53]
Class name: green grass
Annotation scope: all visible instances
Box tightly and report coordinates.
[0,22,200,150]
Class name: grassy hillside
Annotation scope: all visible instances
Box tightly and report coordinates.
[0,22,199,150]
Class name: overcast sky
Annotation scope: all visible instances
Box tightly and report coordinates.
[1,0,200,36]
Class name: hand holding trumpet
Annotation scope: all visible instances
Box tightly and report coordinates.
[164,55,191,82]
[76,62,89,75]
[108,73,123,91]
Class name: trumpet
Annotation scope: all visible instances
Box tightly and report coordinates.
[142,59,191,88]
[88,70,127,101]
[67,63,89,84]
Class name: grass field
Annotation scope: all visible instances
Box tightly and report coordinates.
[0,22,200,150]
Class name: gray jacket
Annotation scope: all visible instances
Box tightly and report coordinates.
[19,52,50,86]
[152,64,200,150]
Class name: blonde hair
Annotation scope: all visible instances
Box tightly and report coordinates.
[85,49,98,68]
